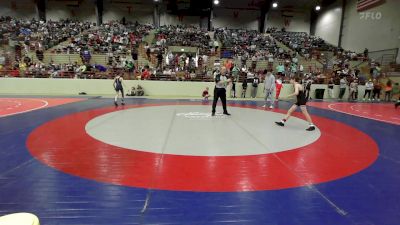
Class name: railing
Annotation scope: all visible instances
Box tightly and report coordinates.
[0,69,214,81]
[0,66,326,83]
[368,48,398,66]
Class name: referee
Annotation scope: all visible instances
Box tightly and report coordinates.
[212,66,231,116]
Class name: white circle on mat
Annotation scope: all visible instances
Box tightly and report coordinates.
[85,105,321,156]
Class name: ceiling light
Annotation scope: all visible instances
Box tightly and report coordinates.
[315,5,321,11]
[213,0,220,5]
[272,2,278,8]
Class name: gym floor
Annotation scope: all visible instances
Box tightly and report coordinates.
[0,96,398,225]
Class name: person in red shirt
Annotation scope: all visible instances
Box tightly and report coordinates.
[225,60,233,72]
[10,68,20,77]
[141,69,150,80]
[275,76,283,101]
[202,87,210,100]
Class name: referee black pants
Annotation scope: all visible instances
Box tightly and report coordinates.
[212,88,228,113]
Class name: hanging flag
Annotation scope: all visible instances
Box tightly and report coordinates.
[11,1,17,10]
[357,0,385,12]
[233,11,239,19]
[284,17,291,27]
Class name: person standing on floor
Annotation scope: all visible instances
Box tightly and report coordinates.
[212,67,231,116]
[231,78,236,98]
[263,70,276,109]
[363,79,374,101]
[241,78,248,98]
[251,74,260,98]
[113,74,125,106]
[391,83,399,101]
[275,76,316,131]
[304,77,313,100]
[384,80,393,102]
[339,76,348,100]
[327,78,335,99]
[349,79,359,101]
[275,76,283,101]
[372,80,382,101]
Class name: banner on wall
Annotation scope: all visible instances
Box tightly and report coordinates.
[283,16,292,27]
[11,1,17,10]
[357,0,385,12]
[233,11,239,19]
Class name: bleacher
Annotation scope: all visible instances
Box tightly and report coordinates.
[2,17,399,84]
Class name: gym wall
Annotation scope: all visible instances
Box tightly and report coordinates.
[314,1,342,46]
[314,0,400,53]
[0,0,38,20]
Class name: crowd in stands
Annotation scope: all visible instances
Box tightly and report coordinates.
[153,25,212,54]
[53,22,153,56]
[271,31,368,63]
[1,16,396,101]
[5,57,139,79]
[216,28,279,61]
[215,28,308,77]
[271,31,328,60]
[0,16,93,53]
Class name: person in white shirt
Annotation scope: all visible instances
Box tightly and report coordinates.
[363,79,374,101]
[268,53,274,65]
[299,64,304,73]
[349,79,359,101]
[212,67,231,116]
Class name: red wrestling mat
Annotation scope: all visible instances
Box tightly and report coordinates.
[308,102,400,125]
[27,103,378,192]
[0,98,85,117]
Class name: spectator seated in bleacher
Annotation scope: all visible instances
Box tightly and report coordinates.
[154,25,211,55]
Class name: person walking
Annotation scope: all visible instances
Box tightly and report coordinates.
[275,76,316,131]
[113,74,125,106]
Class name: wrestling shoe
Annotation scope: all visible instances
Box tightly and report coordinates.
[306,125,316,131]
[275,121,285,126]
